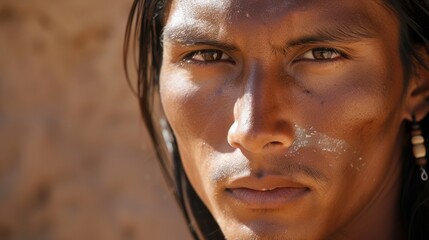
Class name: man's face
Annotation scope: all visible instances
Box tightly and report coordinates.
[160,0,409,239]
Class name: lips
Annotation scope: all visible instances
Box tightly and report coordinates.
[225,176,310,209]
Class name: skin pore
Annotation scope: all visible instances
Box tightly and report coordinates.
[159,0,420,239]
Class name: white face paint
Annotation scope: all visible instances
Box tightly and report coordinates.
[209,124,359,182]
[286,124,349,156]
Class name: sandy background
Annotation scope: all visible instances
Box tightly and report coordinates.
[0,0,191,239]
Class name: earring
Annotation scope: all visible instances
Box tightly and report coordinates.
[411,116,428,181]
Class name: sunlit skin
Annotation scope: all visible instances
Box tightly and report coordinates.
[159,0,429,239]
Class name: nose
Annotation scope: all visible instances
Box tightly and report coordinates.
[227,62,294,153]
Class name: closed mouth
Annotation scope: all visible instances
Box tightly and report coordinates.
[224,175,310,209]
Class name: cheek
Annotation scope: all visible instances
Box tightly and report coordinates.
[308,48,405,142]
[160,67,233,204]
[160,64,235,148]
[160,68,205,139]
[293,50,407,189]
[345,55,405,145]
[325,53,406,190]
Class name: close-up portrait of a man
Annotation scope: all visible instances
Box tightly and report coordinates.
[124,0,429,239]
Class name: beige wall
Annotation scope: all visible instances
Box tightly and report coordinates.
[0,0,191,239]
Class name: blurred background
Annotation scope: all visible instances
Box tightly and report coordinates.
[0,0,191,239]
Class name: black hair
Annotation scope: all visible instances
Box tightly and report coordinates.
[123,0,429,239]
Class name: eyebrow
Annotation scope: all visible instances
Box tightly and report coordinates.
[162,21,377,53]
[162,25,238,51]
[286,23,377,48]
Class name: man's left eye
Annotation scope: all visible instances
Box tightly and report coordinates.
[299,48,344,61]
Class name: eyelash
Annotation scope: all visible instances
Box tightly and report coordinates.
[295,47,349,62]
[181,47,348,65]
[182,49,235,64]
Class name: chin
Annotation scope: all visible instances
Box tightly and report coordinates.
[219,219,308,240]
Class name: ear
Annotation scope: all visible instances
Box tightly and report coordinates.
[403,46,429,122]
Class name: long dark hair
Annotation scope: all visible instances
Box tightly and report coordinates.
[123,0,429,239]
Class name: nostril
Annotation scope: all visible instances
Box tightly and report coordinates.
[264,141,284,149]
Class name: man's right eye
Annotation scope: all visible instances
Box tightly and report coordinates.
[183,50,234,64]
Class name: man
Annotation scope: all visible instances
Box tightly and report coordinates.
[125,0,429,239]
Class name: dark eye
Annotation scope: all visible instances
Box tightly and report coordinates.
[184,50,233,63]
[299,48,344,61]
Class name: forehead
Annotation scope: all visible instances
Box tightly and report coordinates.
[169,0,342,18]
[167,0,389,24]
[164,0,396,43]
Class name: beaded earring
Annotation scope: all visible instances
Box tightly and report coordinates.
[411,116,428,181]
